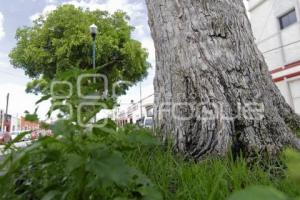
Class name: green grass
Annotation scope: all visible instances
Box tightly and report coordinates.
[1,125,299,200]
[126,144,300,200]
[296,129,300,137]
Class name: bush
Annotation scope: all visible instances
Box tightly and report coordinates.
[0,122,162,200]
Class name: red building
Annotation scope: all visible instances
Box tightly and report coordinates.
[0,110,11,132]
[20,117,39,131]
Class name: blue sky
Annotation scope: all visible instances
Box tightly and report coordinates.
[0,0,155,120]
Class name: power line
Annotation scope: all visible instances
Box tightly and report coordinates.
[262,39,300,54]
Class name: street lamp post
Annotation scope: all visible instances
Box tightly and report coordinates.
[90,24,97,74]
[90,24,98,123]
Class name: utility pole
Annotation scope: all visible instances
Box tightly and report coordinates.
[1,93,9,132]
[0,109,4,132]
[90,24,98,124]
[5,93,9,132]
[140,82,143,119]
[5,93,9,117]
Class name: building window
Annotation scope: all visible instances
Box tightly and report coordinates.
[279,9,297,30]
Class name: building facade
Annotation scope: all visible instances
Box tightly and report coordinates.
[20,117,39,131]
[249,0,300,114]
[113,94,154,126]
[0,110,11,132]
[10,116,21,132]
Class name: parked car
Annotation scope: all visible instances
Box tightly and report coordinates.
[0,132,12,144]
[136,117,154,129]
[143,117,154,129]
[136,118,144,127]
[22,132,31,141]
[11,131,21,141]
[11,131,35,142]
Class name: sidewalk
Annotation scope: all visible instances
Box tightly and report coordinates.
[0,141,31,156]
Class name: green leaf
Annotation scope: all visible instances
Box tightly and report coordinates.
[36,94,51,105]
[4,131,31,149]
[41,190,60,200]
[228,186,288,200]
[86,148,132,186]
[137,186,163,200]
[64,153,85,173]
[51,120,76,136]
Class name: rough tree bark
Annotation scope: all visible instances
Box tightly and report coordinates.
[145,0,300,160]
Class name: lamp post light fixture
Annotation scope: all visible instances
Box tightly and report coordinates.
[90,24,98,40]
[90,24,98,123]
[89,24,98,71]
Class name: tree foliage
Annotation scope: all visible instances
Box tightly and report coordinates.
[9,5,149,97]
[24,108,39,122]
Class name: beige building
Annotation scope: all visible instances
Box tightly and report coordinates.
[249,0,300,114]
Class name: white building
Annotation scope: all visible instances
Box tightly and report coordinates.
[127,94,154,124]
[10,115,21,132]
[248,0,300,114]
[112,94,154,126]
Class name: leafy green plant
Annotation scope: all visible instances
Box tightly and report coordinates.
[0,122,162,200]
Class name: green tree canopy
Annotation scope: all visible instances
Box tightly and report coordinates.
[9,5,149,96]
[24,108,39,122]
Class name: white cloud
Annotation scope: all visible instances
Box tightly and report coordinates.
[31,0,145,21]
[63,0,144,17]
[0,52,7,59]
[46,0,58,3]
[0,83,50,120]
[30,5,57,21]
[0,52,50,119]
[0,61,8,70]
[0,52,9,70]
[140,37,155,65]
[0,12,5,41]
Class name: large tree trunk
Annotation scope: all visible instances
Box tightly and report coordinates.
[146,0,300,160]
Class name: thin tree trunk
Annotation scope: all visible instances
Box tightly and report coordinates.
[145,0,300,159]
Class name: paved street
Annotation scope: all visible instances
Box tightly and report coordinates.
[0,141,31,157]
[0,140,32,180]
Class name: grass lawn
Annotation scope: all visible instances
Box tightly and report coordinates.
[126,144,300,200]
[1,126,299,200]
